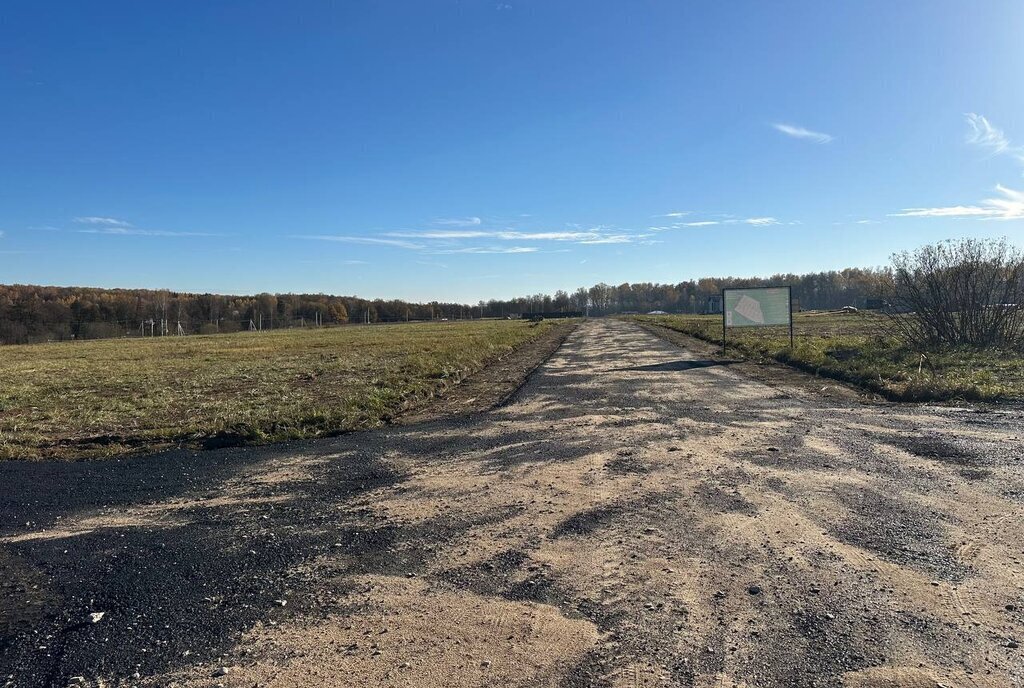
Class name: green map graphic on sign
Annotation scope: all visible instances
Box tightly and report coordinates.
[723,287,791,327]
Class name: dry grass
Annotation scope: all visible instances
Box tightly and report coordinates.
[631,311,1024,402]
[0,320,556,460]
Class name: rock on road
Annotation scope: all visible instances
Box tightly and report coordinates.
[2,319,1023,687]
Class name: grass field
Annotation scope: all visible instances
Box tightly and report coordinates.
[631,311,1024,402]
[0,320,556,460]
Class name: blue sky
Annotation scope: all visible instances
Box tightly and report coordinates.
[2,1,1023,302]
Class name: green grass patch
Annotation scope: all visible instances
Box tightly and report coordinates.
[630,311,1024,403]
[0,320,557,460]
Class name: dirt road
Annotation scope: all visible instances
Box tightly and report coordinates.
[2,319,1023,687]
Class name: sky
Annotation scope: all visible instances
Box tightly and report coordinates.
[1,1,1023,303]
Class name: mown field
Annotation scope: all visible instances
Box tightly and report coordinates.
[631,311,1024,402]
[0,320,556,460]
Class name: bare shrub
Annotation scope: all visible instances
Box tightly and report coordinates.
[883,238,1024,350]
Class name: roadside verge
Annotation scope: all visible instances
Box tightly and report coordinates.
[396,320,578,424]
[634,320,874,404]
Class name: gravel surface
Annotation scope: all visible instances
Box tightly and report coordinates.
[2,319,1023,687]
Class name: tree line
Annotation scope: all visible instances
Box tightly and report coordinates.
[0,286,474,344]
[0,267,889,344]
[491,267,887,319]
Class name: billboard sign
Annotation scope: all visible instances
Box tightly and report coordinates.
[723,287,792,328]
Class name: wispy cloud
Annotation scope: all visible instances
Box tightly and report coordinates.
[966,113,1011,155]
[669,216,785,227]
[651,208,802,230]
[889,184,1024,220]
[291,235,425,249]
[430,246,538,254]
[499,231,600,241]
[658,211,690,218]
[73,216,133,227]
[965,113,1024,167]
[387,230,491,239]
[295,221,659,256]
[772,123,833,144]
[387,229,617,242]
[577,234,637,244]
[71,215,221,236]
[77,227,222,237]
[433,216,482,227]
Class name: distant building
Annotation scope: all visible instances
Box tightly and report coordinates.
[705,295,723,314]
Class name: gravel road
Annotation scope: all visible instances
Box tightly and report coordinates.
[2,318,1023,687]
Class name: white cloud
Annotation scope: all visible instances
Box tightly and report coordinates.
[77,227,221,237]
[433,216,482,226]
[889,206,995,218]
[659,211,690,218]
[291,235,425,249]
[772,123,833,144]
[889,184,1024,220]
[498,231,599,241]
[387,230,490,239]
[73,216,133,227]
[577,235,635,244]
[965,113,1024,168]
[430,246,538,254]
[654,215,795,229]
[965,113,1011,156]
[295,222,659,255]
[388,229,609,242]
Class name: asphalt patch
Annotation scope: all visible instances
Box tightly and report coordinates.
[884,433,983,467]
[830,485,968,581]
